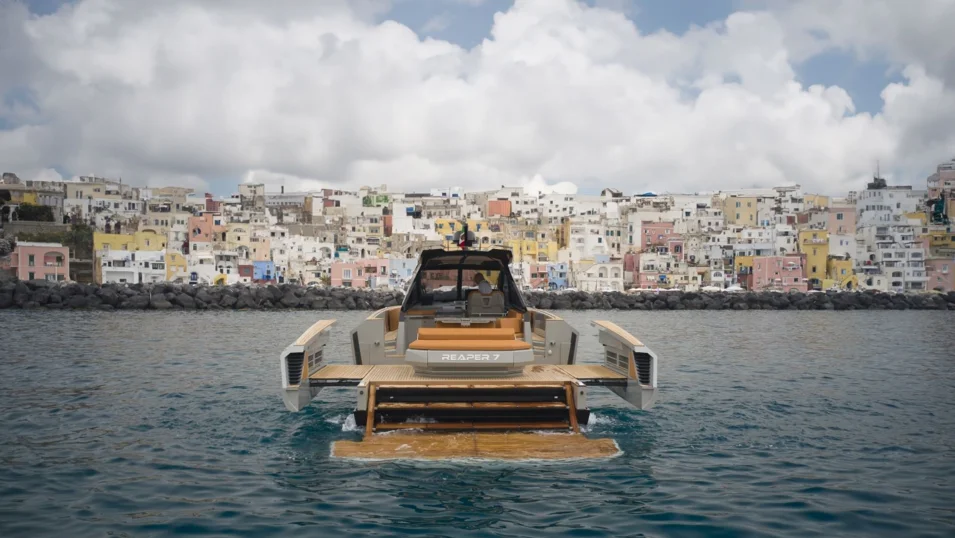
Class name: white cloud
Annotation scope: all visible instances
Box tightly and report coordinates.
[521,174,578,196]
[1,0,953,196]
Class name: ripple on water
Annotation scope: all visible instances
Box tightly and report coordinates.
[1,310,954,537]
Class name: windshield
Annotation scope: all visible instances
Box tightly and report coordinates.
[401,251,526,312]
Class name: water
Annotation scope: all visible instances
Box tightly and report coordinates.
[1,310,953,537]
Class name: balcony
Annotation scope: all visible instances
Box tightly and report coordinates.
[803,238,827,245]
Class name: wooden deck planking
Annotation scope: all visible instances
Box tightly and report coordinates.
[310,364,627,383]
[309,365,375,380]
[376,402,567,410]
[331,432,620,460]
[558,364,626,380]
[361,364,575,385]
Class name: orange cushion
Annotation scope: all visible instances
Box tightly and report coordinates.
[408,339,532,351]
[496,317,523,335]
[417,327,515,340]
[386,308,400,332]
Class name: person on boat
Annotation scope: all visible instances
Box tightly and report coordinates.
[473,272,493,295]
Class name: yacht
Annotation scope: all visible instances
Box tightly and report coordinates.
[280,247,660,460]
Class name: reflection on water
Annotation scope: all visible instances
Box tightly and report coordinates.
[1,310,954,537]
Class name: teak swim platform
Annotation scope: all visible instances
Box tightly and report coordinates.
[280,247,660,460]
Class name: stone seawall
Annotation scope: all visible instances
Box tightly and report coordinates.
[2,280,954,311]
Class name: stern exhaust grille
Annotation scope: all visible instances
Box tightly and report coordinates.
[286,352,305,386]
[633,352,652,385]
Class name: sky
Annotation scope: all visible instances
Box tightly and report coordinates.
[2,0,954,197]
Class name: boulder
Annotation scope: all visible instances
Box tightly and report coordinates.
[150,297,174,310]
[120,294,151,310]
[174,293,197,309]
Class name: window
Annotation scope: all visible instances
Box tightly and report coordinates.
[28,272,34,280]
[812,266,817,273]
[836,213,844,220]
[343,269,352,279]
[28,255,35,267]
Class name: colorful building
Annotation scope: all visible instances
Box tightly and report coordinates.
[330,261,367,288]
[748,255,808,291]
[640,221,681,255]
[825,256,857,290]
[252,261,277,283]
[1,242,69,282]
[547,262,569,290]
[165,250,188,282]
[797,229,829,289]
[93,230,167,252]
[723,196,760,225]
[926,258,954,291]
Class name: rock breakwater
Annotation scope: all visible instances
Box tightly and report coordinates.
[2,280,954,311]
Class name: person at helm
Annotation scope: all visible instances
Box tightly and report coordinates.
[472,272,492,295]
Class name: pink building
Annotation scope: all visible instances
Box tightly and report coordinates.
[330,262,367,288]
[747,255,807,292]
[828,205,856,235]
[361,259,391,288]
[330,259,391,288]
[0,242,70,282]
[641,221,682,257]
[926,258,954,291]
[529,263,548,288]
[488,200,511,217]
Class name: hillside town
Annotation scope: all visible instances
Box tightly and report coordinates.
[1,159,953,293]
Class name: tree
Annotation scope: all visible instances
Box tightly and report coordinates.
[14,203,55,222]
[0,238,11,256]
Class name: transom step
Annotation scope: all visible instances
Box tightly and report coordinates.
[362,382,582,435]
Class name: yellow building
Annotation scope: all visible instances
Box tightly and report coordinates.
[165,250,188,281]
[723,196,759,225]
[925,227,955,247]
[804,194,831,210]
[824,257,857,290]
[94,230,167,252]
[798,230,829,287]
[437,219,492,250]
[734,255,754,276]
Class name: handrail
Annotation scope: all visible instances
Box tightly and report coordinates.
[591,320,644,347]
[294,319,336,346]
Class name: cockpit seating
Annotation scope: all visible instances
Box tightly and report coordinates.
[466,290,506,317]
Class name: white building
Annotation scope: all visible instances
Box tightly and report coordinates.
[857,224,928,291]
[573,260,625,291]
[856,186,925,226]
[100,250,166,284]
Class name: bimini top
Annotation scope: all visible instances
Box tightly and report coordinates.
[401,249,527,313]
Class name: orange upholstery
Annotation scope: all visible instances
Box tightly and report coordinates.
[506,309,522,319]
[386,308,400,332]
[408,339,532,351]
[496,317,523,337]
[417,327,515,340]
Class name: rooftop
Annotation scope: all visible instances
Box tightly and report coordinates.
[16,242,66,248]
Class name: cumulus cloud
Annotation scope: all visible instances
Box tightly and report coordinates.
[1,0,954,195]
[521,174,578,196]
